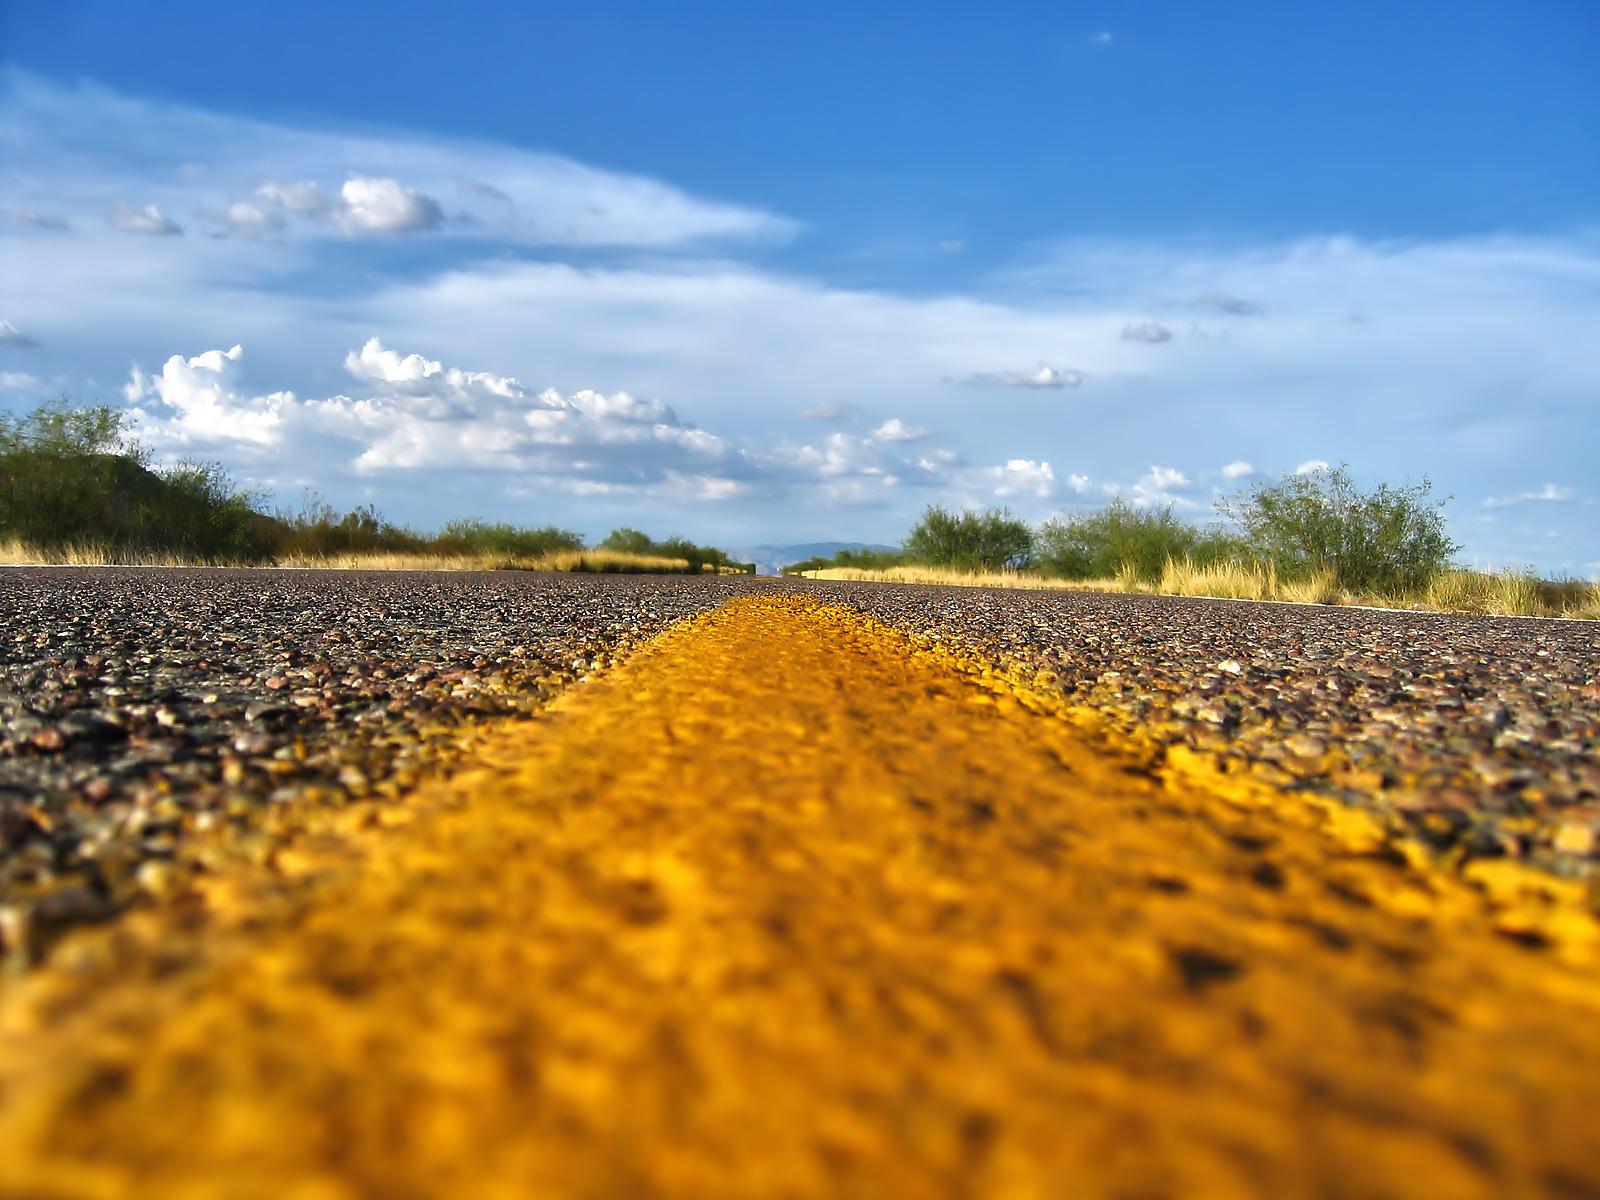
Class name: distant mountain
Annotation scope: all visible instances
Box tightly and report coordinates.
[724,541,899,577]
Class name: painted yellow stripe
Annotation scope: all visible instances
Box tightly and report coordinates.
[2,595,1597,1199]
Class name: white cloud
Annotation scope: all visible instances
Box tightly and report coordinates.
[337,176,444,236]
[2,209,70,231]
[1294,459,1330,475]
[1121,321,1172,344]
[1112,465,1197,509]
[0,371,43,392]
[871,417,929,443]
[0,320,39,349]
[217,201,285,238]
[1221,460,1255,480]
[2,72,796,251]
[958,363,1084,389]
[108,204,182,236]
[123,339,749,489]
[1089,31,1114,46]
[981,459,1057,499]
[1484,483,1576,509]
[256,180,332,216]
[1066,473,1092,494]
[938,238,965,254]
[124,344,285,445]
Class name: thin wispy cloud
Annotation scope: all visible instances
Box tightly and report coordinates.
[1484,484,1576,509]
[108,204,182,236]
[2,209,70,231]
[957,364,1084,390]
[1193,293,1261,315]
[0,320,39,349]
[3,71,799,251]
[0,371,43,392]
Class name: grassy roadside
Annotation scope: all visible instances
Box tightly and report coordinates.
[0,539,746,575]
[800,560,1600,620]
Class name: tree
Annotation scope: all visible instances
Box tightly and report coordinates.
[600,526,653,555]
[903,505,1034,571]
[1216,463,1456,592]
[1035,499,1204,581]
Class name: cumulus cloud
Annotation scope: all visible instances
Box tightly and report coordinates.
[1221,460,1255,480]
[871,417,929,443]
[1112,465,1197,509]
[980,459,1057,499]
[958,363,1084,389]
[123,344,286,445]
[1294,459,1330,475]
[123,339,747,492]
[1121,321,1172,344]
[109,204,182,236]
[1484,483,1576,509]
[337,176,445,236]
[2,209,70,231]
[0,320,39,349]
[0,371,43,392]
[1066,473,1092,494]
[1089,30,1114,46]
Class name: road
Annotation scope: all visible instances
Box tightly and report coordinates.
[1,574,1597,1196]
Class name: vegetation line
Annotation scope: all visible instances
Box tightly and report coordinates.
[0,399,753,574]
[786,471,1599,621]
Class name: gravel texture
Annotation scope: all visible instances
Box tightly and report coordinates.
[0,567,768,963]
[804,581,1600,883]
[3,568,1597,964]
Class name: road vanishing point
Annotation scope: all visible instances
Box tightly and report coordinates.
[1,594,1597,1199]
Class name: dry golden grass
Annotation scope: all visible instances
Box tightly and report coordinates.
[799,557,1597,620]
[528,549,692,573]
[1426,569,1542,617]
[0,539,196,567]
[1155,558,1342,605]
[2,540,701,575]
[800,565,1116,591]
[1559,581,1600,621]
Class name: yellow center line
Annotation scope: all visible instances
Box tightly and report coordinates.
[2,594,1597,1199]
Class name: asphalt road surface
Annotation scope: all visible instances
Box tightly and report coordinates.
[0,588,1595,1198]
[3,568,1595,965]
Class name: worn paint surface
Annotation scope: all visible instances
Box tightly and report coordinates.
[1,595,1597,1198]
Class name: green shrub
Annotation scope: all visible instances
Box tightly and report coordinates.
[434,519,583,559]
[903,506,1034,571]
[0,397,268,560]
[1035,499,1244,582]
[1217,463,1455,592]
[599,527,737,573]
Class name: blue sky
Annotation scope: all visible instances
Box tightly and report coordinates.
[2,0,1597,570]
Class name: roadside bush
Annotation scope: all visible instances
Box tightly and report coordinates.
[903,506,1034,571]
[434,520,583,559]
[0,397,267,560]
[600,527,737,573]
[1035,500,1250,582]
[1217,463,1455,593]
[783,546,906,575]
